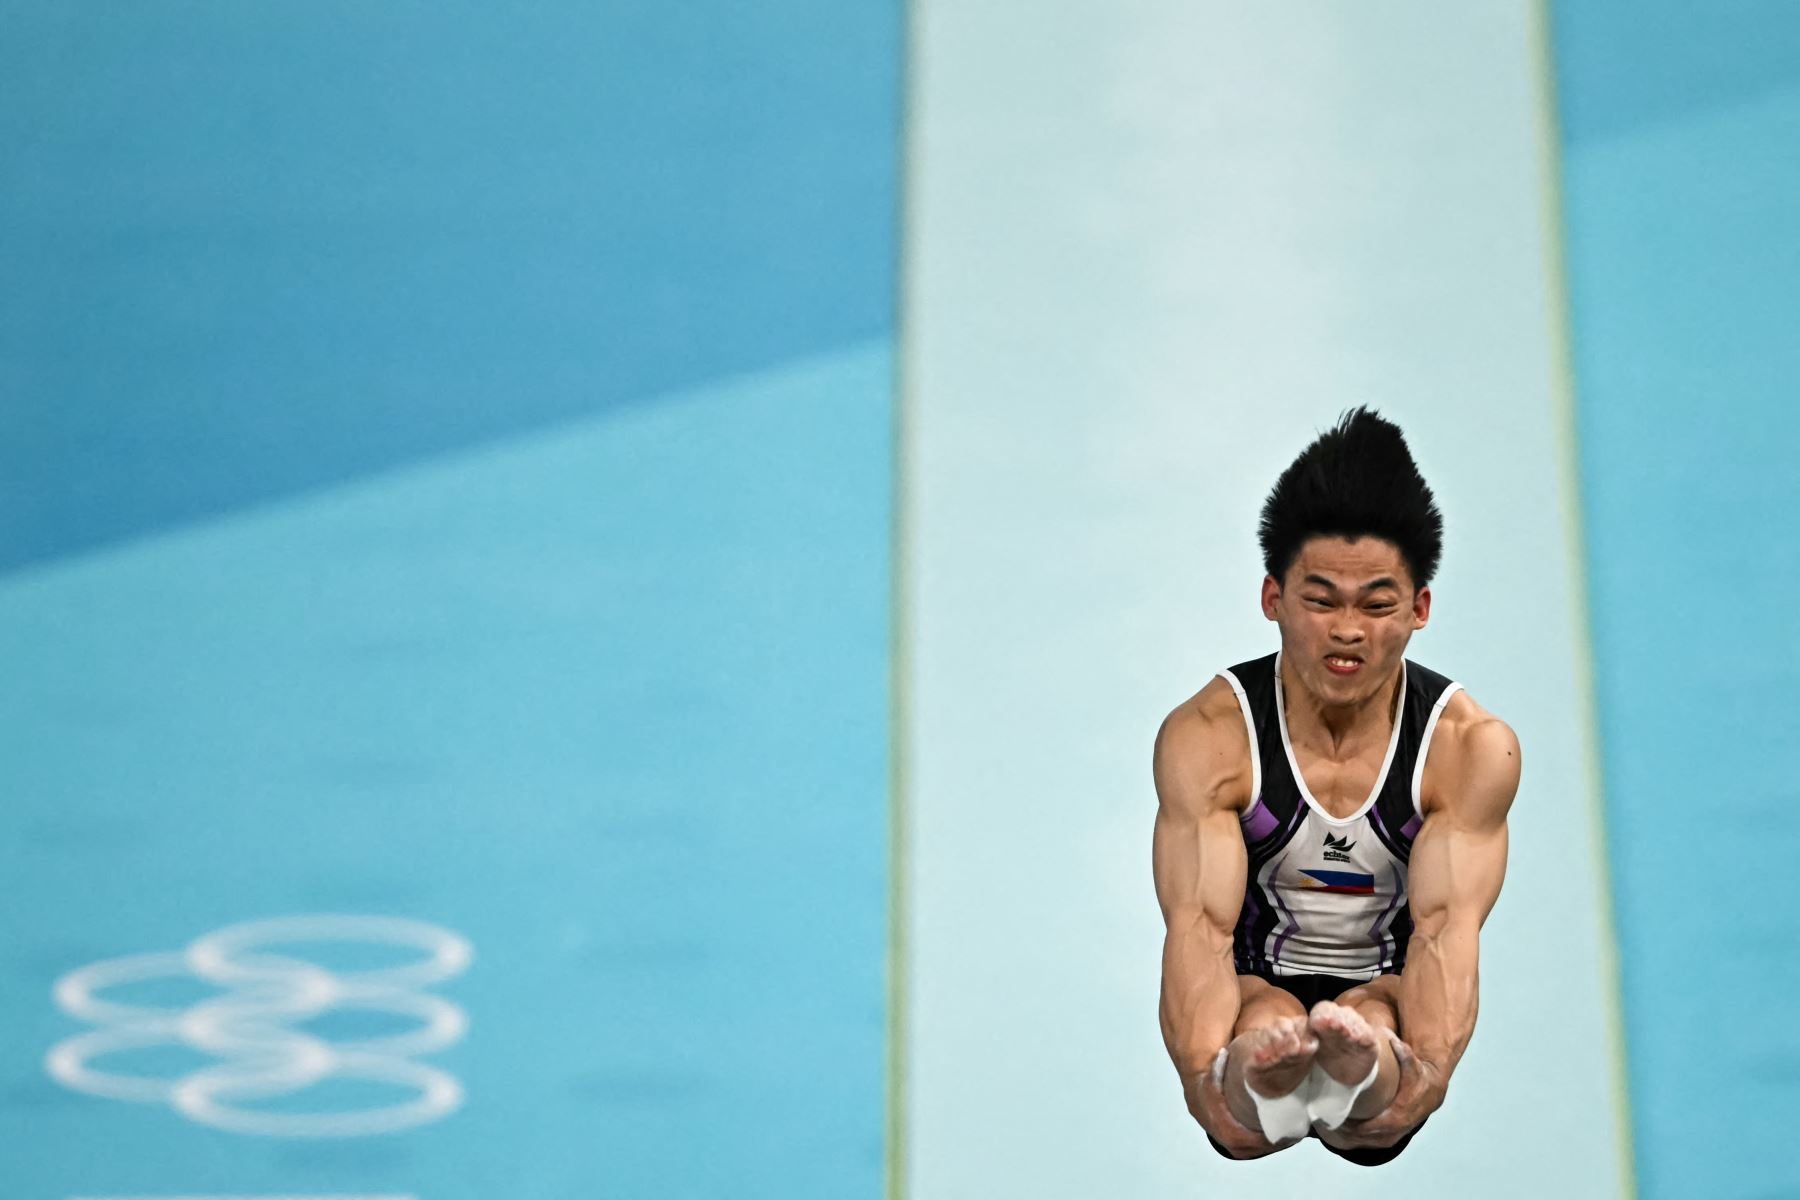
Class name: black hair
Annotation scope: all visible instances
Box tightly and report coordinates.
[1257,407,1443,588]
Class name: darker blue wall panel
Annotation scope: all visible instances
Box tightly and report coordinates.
[1554,0,1800,144]
[1552,4,1800,1197]
[0,1,899,572]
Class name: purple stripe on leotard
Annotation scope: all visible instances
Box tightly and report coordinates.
[1241,795,1279,842]
[1368,865,1406,972]
[1237,882,1264,973]
[1400,812,1422,841]
[1268,854,1301,964]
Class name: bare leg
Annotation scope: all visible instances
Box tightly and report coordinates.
[1218,976,1317,1154]
[1311,974,1402,1137]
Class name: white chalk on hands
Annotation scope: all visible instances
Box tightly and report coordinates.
[1304,1058,1380,1130]
[1246,1077,1314,1144]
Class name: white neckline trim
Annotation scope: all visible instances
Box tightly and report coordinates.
[1218,669,1261,808]
[1273,650,1406,827]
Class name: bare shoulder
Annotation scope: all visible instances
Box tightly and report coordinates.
[1421,689,1520,826]
[1153,677,1254,819]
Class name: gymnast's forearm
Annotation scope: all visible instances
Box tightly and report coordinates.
[1395,918,1481,1093]
[1160,914,1240,1087]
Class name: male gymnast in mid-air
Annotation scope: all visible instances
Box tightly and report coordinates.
[1152,408,1519,1164]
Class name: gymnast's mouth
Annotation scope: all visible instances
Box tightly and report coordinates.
[1323,654,1363,674]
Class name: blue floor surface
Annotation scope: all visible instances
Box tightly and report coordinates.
[0,344,895,1199]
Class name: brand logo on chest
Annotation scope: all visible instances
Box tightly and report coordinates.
[1296,830,1376,895]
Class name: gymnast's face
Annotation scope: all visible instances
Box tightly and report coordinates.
[1261,535,1430,710]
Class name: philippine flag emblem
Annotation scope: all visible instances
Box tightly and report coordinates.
[1298,869,1376,895]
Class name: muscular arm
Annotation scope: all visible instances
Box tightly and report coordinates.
[1152,690,1251,1121]
[1393,710,1519,1107]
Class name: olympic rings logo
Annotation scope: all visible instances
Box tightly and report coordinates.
[45,915,473,1137]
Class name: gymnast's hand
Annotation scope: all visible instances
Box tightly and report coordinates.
[1186,1059,1285,1160]
[1326,1034,1445,1150]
